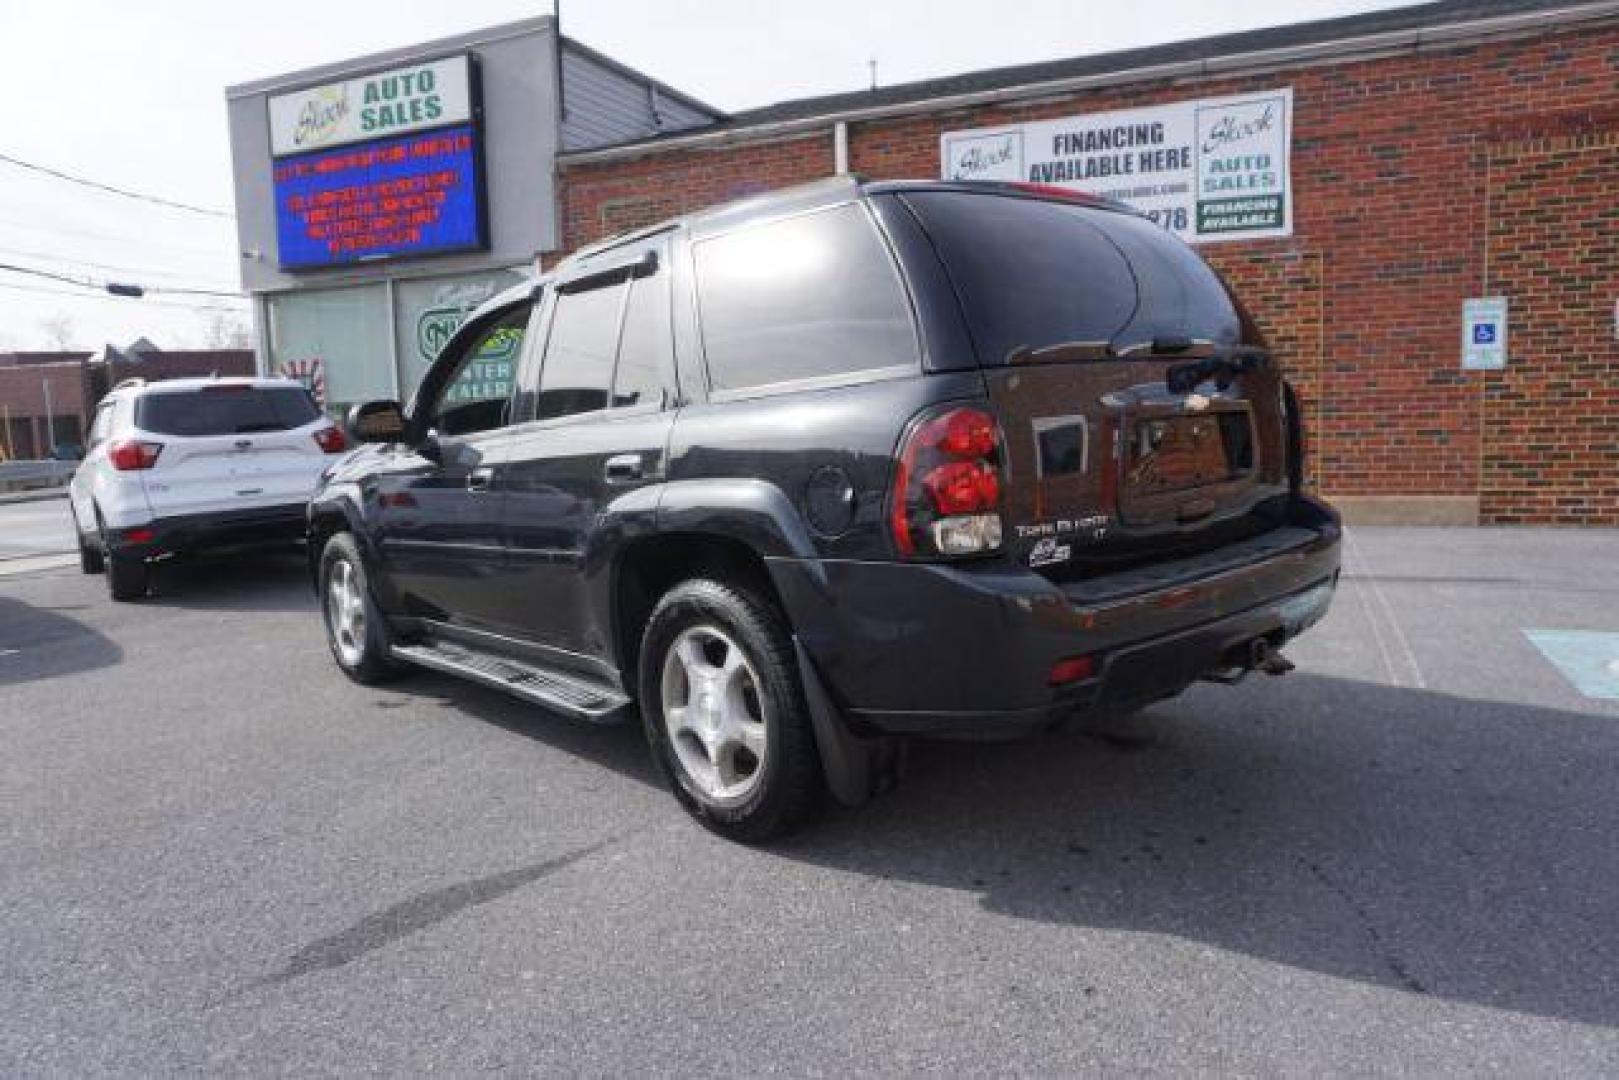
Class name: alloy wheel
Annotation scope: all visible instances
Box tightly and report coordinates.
[660,624,770,803]
[325,558,367,667]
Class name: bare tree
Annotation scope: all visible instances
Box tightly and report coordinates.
[39,312,78,350]
[200,310,254,350]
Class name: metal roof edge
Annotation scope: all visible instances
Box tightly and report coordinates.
[557,2,1619,167]
[225,16,556,100]
[559,36,728,122]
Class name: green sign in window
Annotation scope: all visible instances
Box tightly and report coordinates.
[442,321,524,405]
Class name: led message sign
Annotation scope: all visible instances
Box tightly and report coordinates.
[272,123,486,269]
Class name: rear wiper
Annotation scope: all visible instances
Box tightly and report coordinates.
[234,422,284,433]
[1115,335,1208,358]
[1005,340,1117,365]
[1164,348,1271,393]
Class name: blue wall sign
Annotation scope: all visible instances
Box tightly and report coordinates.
[272,123,486,269]
[1461,296,1508,370]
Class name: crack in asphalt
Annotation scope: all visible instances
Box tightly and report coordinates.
[1303,858,1427,995]
[248,836,620,992]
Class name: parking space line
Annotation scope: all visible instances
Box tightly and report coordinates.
[1524,629,1619,700]
[1343,530,1427,689]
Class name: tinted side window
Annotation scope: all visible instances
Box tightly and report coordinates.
[694,203,918,393]
[136,386,319,437]
[431,306,528,437]
[537,283,624,421]
[612,274,668,408]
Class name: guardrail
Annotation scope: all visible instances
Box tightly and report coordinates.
[0,460,77,493]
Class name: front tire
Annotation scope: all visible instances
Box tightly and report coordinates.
[638,578,823,842]
[319,532,403,685]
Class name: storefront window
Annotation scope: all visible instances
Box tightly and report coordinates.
[392,269,527,403]
[266,284,391,416]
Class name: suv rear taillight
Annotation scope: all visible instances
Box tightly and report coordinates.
[107,439,163,471]
[312,425,347,453]
[890,405,1005,559]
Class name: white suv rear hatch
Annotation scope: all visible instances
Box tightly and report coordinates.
[133,383,333,518]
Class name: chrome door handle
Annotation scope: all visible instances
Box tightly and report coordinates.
[467,467,495,492]
[604,454,644,484]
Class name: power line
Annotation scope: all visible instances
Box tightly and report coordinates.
[0,151,234,219]
[0,260,244,300]
[0,261,98,290]
[0,244,237,288]
[0,279,247,313]
[0,212,233,257]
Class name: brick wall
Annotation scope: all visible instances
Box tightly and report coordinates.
[558,23,1619,521]
[0,362,87,459]
[1482,132,1619,524]
[552,132,835,264]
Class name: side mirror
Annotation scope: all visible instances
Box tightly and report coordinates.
[346,400,408,444]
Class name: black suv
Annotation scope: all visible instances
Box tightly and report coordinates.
[312,177,1341,841]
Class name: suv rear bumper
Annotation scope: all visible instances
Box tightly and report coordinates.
[107,503,308,559]
[769,495,1341,737]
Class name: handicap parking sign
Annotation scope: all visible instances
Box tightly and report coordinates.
[1462,297,1507,370]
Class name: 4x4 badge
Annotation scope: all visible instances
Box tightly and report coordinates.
[1029,537,1072,568]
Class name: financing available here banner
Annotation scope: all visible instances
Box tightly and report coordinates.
[940,88,1293,244]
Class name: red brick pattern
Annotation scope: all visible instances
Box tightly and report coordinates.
[558,24,1619,520]
[0,360,86,459]
[1482,135,1619,524]
[552,133,835,262]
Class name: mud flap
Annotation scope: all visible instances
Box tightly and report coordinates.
[792,636,905,807]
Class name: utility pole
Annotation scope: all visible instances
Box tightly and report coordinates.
[42,378,55,454]
[869,57,878,91]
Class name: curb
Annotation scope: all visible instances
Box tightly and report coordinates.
[0,488,69,506]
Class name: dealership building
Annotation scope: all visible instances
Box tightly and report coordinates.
[224,17,717,419]
[227,1,1619,525]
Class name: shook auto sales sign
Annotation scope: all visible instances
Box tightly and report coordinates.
[941,88,1293,243]
[268,56,475,156]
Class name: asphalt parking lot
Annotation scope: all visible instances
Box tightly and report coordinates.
[2,514,1617,1073]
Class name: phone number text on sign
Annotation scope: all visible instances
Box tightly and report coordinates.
[940,89,1293,244]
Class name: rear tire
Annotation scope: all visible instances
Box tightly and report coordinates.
[319,532,403,685]
[78,530,104,575]
[105,554,147,601]
[638,578,823,843]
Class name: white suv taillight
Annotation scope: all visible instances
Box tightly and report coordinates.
[889,405,1005,560]
[107,439,163,471]
[312,425,347,453]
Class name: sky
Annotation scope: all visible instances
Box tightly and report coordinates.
[0,0,1420,351]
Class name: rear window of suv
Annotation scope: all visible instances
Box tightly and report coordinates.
[899,191,1243,364]
[694,202,919,394]
[135,385,320,437]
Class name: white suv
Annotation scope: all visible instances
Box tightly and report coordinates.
[69,376,346,600]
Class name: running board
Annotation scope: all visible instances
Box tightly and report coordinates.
[391,640,630,722]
